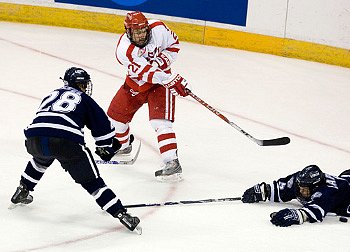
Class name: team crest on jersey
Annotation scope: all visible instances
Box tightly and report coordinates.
[138,48,146,57]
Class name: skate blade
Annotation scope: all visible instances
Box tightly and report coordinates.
[134,226,142,235]
[156,173,183,182]
[8,203,21,210]
[8,203,17,210]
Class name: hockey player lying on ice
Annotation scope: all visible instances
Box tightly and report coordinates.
[242,165,350,226]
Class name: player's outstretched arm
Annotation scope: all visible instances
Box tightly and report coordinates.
[241,182,271,203]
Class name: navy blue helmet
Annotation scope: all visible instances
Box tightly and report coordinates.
[296,165,325,202]
[62,67,92,96]
[296,165,325,188]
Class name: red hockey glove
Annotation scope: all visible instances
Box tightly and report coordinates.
[162,74,189,97]
[154,52,171,70]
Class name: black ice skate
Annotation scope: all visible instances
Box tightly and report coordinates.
[10,182,33,205]
[115,209,142,234]
[155,158,183,182]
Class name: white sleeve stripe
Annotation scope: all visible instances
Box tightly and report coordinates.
[94,131,115,141]
[302,207,321,222]
[272,181,282,202]
[296,210,304,224]
[309,204,325,216]
[270,187,275,202]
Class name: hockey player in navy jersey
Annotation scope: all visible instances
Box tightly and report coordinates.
[241,165,350,227]
[10,67,141,234]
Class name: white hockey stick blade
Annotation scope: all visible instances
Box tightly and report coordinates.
[95,140,141,165]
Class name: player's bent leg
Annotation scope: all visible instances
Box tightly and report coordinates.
[80,177,124,215]
[10,157,52,206]
[21,158,51,191]
[81,177,141,232]
[61,144,141,232]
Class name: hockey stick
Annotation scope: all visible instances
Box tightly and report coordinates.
[185,89,290,146]
[125,197,241,208]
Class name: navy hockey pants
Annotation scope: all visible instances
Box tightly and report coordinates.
[25,136,99,184]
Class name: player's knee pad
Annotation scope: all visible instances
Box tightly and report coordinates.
[150,119,173,132]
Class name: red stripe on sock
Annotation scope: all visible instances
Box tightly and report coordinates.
[159,143,177,154]
[116,127,130,138]
[158,133,176,142]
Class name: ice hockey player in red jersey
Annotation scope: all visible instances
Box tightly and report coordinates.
[107,11,188,182]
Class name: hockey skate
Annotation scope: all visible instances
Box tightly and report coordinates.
[115,210,142,235]
[9,182,33,209]
[115,134,134,156]
[155,159,183,182]
[115,144,132,155]
[95,135,141,165]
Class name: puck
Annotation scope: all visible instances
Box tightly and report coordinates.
[339,216,348,222]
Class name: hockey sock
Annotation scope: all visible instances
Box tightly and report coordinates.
[151,119,178,163]
[20,159,49,191]
[81,177,125,216]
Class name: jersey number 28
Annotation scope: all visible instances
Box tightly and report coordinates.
[38,90,81,113]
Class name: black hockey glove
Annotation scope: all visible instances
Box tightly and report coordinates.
[95,138,121,161]
[241,182,270,203]
[270,208,304,227]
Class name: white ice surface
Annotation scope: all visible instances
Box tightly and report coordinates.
[0,22,350,252]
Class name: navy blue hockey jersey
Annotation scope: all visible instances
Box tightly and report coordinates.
[24,86,115,147]
[269,171,350,222]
